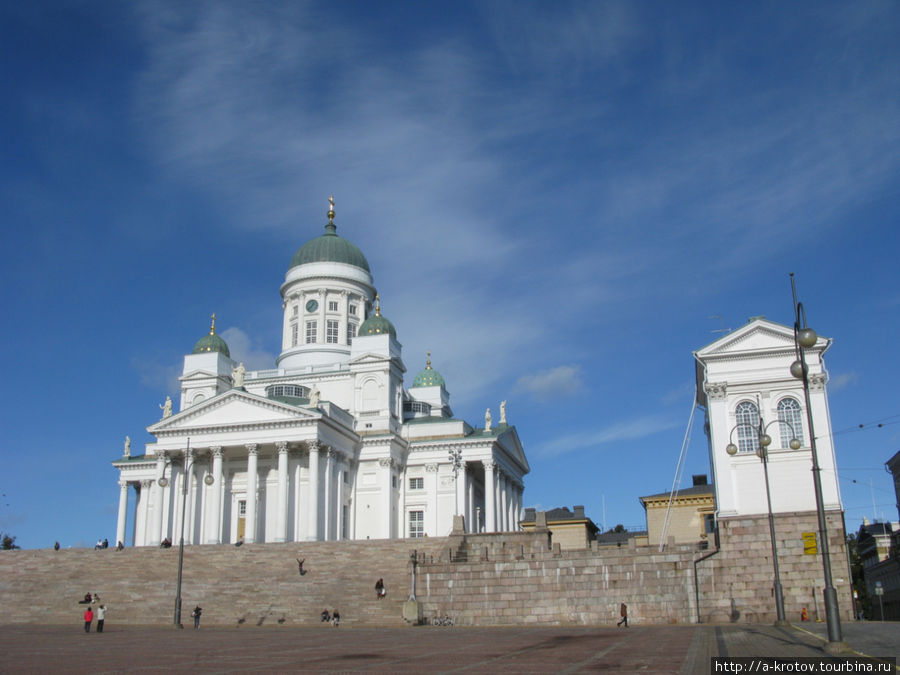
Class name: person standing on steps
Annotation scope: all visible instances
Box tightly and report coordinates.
[96,605,106,633]
[83,606,93,633]
[617,602,628,627]
[191,606,202,629]
[296,558,306,576]
[375,578,385,600]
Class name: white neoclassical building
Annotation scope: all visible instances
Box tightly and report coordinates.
[694,316,842,519]
[113,201,529,546]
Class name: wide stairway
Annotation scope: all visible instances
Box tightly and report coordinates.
[0,538,449,626]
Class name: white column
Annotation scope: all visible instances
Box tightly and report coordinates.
[307,441,320,540]
[425,463,439,536]
[275,442,289,543]
[293,456,303,541]
[500,474,509,532]
[137,479,152,546]
[494,468,502,532]
[467,468,475,533]
[245,444,258,543]
[380,457,394,539]
[116,481,129,547]
[483,460,496,532]
[335,456,345,540]
[206,446,223,544]
[455,463,466,521]
[323,449,334,540]
[151,455,166,546]
[183,450,195,544]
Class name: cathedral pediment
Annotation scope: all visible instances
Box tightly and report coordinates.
[695,318,803,358]
[148,388,318,434]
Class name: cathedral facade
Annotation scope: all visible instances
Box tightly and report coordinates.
[113,202,528,546]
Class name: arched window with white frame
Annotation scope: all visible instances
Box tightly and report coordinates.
[735,401,759,453]
[777,397,804,448]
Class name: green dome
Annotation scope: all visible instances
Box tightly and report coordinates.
[357,296,396,338]
[289,222,370,272]
[412,353,445,388]
[192,314,230,357]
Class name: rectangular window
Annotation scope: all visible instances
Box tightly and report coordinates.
[292,305,298,317]
[305,321,317,344]
[291,323,298,347]
[326,319,339,344]
[409,510,424,538]
[347,323,357,345]
[328,300,338,312]
[238,500,246,517]
[409,477,424,490]
[349,304,357,315]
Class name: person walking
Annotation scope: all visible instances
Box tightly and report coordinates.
[96,605,106,633]
[617,602,628,627]
[83,607,94,633]
[191,606,202,629]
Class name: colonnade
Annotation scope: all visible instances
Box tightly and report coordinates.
[479,459,524,533]
[116,440,352,547]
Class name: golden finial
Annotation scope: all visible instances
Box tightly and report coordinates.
[426,350,432,370]
[327,195,335,223]
[374,294,381,316]
[210,313,217,335]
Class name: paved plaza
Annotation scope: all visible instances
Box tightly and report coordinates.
[0,622,897,673]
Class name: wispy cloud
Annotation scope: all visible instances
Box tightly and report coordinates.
[829,372,859,393]
[536,415,679,457]
[514,365,584,402]
[221,327,277,371]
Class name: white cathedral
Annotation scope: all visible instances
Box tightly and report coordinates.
[113,200,529,547]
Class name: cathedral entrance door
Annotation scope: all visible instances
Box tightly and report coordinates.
[237,499,246,540]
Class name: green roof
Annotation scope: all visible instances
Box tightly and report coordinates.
[358,313,396,338]
[412,364,445,388]
[192,332,230,357]
[289,222,370,272]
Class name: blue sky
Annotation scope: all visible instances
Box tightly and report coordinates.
[2,1,898,550]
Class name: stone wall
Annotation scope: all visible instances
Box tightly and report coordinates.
[0,510,854,626]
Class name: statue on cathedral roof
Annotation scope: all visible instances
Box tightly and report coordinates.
[485,408,492,431]
[160,396,173,419]
[233,362,246,388]
[123,436,131,457]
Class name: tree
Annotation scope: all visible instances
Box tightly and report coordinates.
[1,532,20,550]
[846,532,871,619]
[606,524,627,534]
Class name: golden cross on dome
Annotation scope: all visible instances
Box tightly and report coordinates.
[327,195,335,222]
[426,350,432,369]
[210,313,217,335]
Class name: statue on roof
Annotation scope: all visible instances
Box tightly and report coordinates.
[160,396,173,419]
[485,408,492,432]
[499,400,507,425]
[232,362,246,388]
[308,384,320,408]
[123,436,131,457]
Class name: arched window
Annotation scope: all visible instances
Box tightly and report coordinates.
[777,397,804,448]
[735,401,759,454]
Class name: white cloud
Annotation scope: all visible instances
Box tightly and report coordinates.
[221,326,277,371]
[514,365,584,402]
[536,415,680,457]
[829,372,859,393]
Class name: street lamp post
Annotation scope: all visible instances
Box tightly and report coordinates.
[726,416,801,625]
[158,439,215,628]
[790,273,844,651]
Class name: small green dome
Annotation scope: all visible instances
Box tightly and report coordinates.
[412,352,445,388]
[357,296,396,338]
[192,314,230,357]
[289,222,370,272]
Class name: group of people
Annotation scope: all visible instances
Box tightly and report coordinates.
[320,608,341,626]
[94,538,109,550]
[82,605,107,633]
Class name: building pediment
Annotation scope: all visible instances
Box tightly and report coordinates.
[148,388,319,435]
[695,318,799,358]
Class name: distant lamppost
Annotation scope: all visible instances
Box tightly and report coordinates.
[159,439,215,628]
[726,415,801,625]
[790,273,844,649]
[448,448,463,517]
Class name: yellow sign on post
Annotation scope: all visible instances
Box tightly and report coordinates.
[802,532,818,555]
